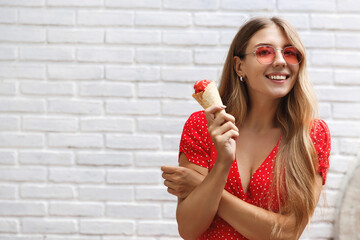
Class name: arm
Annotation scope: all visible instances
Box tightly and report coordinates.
[217,174,323,240]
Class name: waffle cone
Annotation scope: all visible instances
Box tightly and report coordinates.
[192,81,223,110]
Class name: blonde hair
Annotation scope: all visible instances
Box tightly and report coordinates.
[218,17,318,239]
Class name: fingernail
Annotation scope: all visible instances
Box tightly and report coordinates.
[220,105,227,109]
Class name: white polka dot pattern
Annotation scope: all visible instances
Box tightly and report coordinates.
[179,111,331,239]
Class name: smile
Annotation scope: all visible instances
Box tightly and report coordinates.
[265,74,290,80]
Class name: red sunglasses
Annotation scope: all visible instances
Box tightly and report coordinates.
[242,45,302,65]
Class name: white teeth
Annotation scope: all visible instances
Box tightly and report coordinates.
[269,75,286,80]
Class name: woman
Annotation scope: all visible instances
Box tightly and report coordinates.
[161,17,330,240]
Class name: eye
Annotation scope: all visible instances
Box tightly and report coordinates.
[284,47,297,56]
[256,47,273,56]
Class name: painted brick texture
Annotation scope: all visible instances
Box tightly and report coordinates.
[0,1,359,239]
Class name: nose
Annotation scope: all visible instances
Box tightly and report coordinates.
[272,48,286,67]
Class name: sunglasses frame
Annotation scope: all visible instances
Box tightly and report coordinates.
[242,45,302,65]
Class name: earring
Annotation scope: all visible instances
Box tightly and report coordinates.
[239,76,244,82]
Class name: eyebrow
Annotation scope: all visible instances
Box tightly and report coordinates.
[254,43,293,48]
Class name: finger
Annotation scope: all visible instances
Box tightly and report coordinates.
[161,165,179,173]
[222,129,240,140]
[164,179,175,189]
[162,172,174,181]
[204,105,226,124]
[218,121,239,135]
[167,187,179,197]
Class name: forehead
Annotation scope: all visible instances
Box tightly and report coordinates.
[247,24,291,49]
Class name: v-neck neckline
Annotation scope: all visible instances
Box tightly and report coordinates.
[234,135,282,196]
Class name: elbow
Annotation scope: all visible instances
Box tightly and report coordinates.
[177,224,199,240]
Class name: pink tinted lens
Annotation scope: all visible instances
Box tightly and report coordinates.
[255,46,275,64]
[283,47,301,64]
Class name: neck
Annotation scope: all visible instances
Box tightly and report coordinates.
[243,97,280,133]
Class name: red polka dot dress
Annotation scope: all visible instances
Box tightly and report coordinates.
[179,111,331,240]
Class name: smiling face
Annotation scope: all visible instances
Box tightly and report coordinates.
[235,24,300,102]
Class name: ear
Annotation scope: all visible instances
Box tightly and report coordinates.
[233,56,245,77]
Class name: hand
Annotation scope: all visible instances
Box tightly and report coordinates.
[161,165,205,199]
[205,105,239,165]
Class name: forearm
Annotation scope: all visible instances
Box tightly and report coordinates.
[218,191,298,240]
[176,161,231,239]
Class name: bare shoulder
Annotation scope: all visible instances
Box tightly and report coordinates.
[179,153,208,177]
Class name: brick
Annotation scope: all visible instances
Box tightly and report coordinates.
[106,100,160,115]
[20,47,74,62]
[328,121,360,137]
[77,48,133,63]
[21,184,74,199]
[22,218,77,234]
[49,202,104,217]
[276,14,310,30]
[48,0,102,7]
[319,103,332,120]
[340,138,360,155]
[161,67,218,82]
[336,33,360,49]
[0,46,16,60]
[0,99,45,113]
[163,135,180,150]
[0,0,44,6]
[106,134,161,150]
[163,203,177,219]
[79,186,134,201]
[106,203,161,219]
[80,118,134,132]
[163,31,218,46]
[0,64,45,79]
[0,133,44,148]
[106,66,160,81]
[329,155,357,173]
[48,99,102,115]
[311,51,360,67]
[315,86,360,102]
[23,117,78,132]
[49,168,104,183]
[105,0,161,8]
[138,118,186,133]
[162,101,202,116]
[136,186,176,201]
[135,12,191,27]
[0,237,43,240]
[48,65,103,80]
[299,32,335,48]
[107,170,161,184]
[135,152,178,167]
[106,29,161,44]
[80,220,134,235]
[0,185,16,199]
[0,116,19,131]
[335,69,360,85]
[164,0,218,9]
[77,152,133,166]
[333,103,360,119]
[194,13,246,27]
[194,48,228,65]
[0,27,45,43]
[0,201,45,216]
[46,237,99,240]
[0,151,16,165]
[278,0,336,11]
[19,151,73,166]
[78,10,133,26]
[307,223,334,238]
[221,0,274,10]
[336,0,360,12]
[308,68,333,85]
[326,173,344,190]
[220,30,238,45]
[19,9,75,26]
[136,49,192,64]
[0,167,46,182]
[311,14,360,30]
[138,221,178,236]
[21,82,74,96]
[48,28,104,44]
[0,82,16,96]
[0,219,18,233]
[311,207,336,223]
[139,83,192,99]
[79,82,133,97]
[48,133,103,149]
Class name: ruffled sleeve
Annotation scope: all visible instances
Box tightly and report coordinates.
[179,111,212,169]
[310,119,331,185]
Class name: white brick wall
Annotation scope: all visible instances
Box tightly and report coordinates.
[0,1,359,239]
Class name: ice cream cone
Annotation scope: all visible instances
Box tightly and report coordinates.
[192,81,224,115]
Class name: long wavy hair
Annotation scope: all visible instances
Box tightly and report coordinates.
[218,17,319,239]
